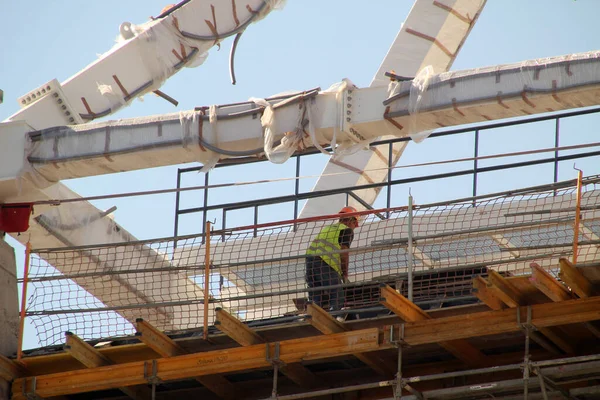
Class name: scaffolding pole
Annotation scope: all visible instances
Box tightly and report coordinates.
[203,221,211,341]
[407,194,414,301]
[17,242,31,362]
[572,168,583,264]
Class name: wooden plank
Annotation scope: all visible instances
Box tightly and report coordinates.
[0,354,27,381]
[379,284,490,367]
[380,285,430,321]
[305,302,346,335]
[213,309,264,346]
[12,295,600,399]
[305,302,394,377]
[484,273,573,354]
[135,319,237,400]
[472,276,505,310]
[403,296,600,345]
[529,263,572,302]
[0,354,70,400]
[559,258,596,298]
[12,329,382,399]
[531,263,600,340]
[134,319,186,356]
[65,331,112,368]
[214,308,319,388]
[486,270,523,307]
[64,332,151,400]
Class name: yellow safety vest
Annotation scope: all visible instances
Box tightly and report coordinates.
[306,222,347,276]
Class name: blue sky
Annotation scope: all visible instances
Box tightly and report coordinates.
[2,0,600,348]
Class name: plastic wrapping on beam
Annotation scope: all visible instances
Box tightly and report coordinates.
[385,50,600,138]
[22,89,330,183]
[18,50,600,187]
[371,0,487,87]
[5,0,285,130]
[303,0,487,218]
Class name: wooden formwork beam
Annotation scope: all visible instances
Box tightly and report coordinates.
[13,328,382,399]
[481,272,574,355]
[529,263,572,302]
[531,262,600,340]
[472,276,506,310]
[559,258,597,298]
[402,295,600,345]
[213,309,264,347]
[214,308,319,388]
[305,302,395,377]
[0,354,27,381]
[11,296,600,399]
[135,319,186,356]
[64,332,151,400]
[379,284,490,368]
[0,354,69,400]
[486,270,524,307]
[135,319,237,399]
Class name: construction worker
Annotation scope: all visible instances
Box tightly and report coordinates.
[305,206,359,311]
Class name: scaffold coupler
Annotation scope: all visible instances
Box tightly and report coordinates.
[266,342,284,399]
[144,359,161,400]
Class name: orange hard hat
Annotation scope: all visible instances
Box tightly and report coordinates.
[161,4,176,14]
[339,206,359,226]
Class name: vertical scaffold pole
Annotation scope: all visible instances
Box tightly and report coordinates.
[407,194,414,301]
[203,221,211,341]
[17,241,31,362]
[521,306,532,400]
[393,324,405,400]
[572,168,583,264]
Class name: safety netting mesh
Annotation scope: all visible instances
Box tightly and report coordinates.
[23,178,600,347]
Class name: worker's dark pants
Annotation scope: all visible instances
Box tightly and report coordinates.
[305,256,344,311]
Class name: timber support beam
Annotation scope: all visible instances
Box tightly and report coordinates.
[480,272,573,355]
[529,263,572,302]
[14,328,383,399]
[0,354,27,382]
[214,308,319,388]
[472,276,506,310]
[379,284,490,367]
[531,262,600,340]
[559,258,598,298]
[11,296,600,399]
[305,302,395,377]
[64,332,151,400]
[135,318,237,399]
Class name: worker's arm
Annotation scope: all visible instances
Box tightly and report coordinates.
[340,244,350,283]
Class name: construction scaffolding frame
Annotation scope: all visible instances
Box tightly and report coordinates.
[19,173,600,348]
[173,106,600,242]
[6,110,600,400]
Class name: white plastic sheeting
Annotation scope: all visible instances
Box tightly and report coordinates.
[371,0,487,87]
[5,0,285,130]
[384,50,600,130]
[388,65,436,143]
[11,50,600,189]
[1,0,287,333]
[302,0,487,218]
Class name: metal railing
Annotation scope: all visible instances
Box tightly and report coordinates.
[173,107,600,243]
